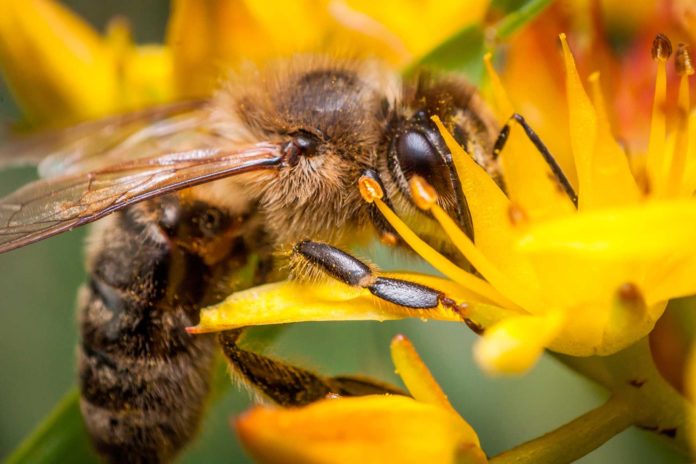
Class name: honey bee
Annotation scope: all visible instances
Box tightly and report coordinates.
[0,56,563,462]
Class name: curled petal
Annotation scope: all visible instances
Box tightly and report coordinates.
[514,200,696,324]
[390,335,457,412]
[516,200,696,262]
[236,395,487,464]
[474,313,563,375]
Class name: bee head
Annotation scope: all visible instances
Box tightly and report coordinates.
[220,57,397,247]
[379,73,499,243]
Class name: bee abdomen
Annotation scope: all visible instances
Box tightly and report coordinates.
[77,203,219,463]
[77,327,214,463]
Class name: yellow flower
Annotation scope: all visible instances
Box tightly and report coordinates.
[167,0,488,96]
[236,335,486,464]
[197,33,696,376]
[0,0,174,126]
[0,0,489,125]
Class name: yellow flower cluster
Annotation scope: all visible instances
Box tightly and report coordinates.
[200,34,696,378]
[3,0,696,462]
[0,0,488,126]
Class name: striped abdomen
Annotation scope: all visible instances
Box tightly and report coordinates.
[77,195,249,463]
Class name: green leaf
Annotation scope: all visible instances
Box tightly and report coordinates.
[494,0,552,39]
[412,0,551,83]
[414,25,486,82]
[5,390,98,464]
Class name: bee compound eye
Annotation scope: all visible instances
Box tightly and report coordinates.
[395,129,450,194]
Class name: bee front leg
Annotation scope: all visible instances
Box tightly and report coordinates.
[217,240,454,407]
[293,240,454,309]
[493,113,578,207]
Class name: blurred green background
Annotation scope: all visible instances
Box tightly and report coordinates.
[0,1,687,462]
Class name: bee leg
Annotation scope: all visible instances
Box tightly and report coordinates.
[294,240,454,310]
[218,329,404,406]
[493,113,578,207]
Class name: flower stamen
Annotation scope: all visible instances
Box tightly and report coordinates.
[665,44,693,197]
[409,176,545,312]
[358,175,515,308]
[647,34,672,194]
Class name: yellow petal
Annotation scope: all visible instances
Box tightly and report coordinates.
[485,48,575,221]
[426,198,545,313]
[644,254,696,305]
[514,200,696,331]
[498,118,576,221]
[168,0,318,96]
[166,0,491,94]
[390,335,456,412]
[663,68,692,197]
[473,312,563,375]
[681,109,696,193]
[0,0,118,125]
[432,116,539,291]
[191,276,466,333]
[167,0,408,95]
[586,72,641,208]
[166,0,236,96]
[482,53,514,123]
[236,395,487,464]
[602,286,662,353]
[516,199,696,262]
[390,335,481,449]
[560,34,599,210]
[343,0,489,60]
[547,285,664,357]
[104,18,176,109]
[119,44,176,109]
[498,29,577,186]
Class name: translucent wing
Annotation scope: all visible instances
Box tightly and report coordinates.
[0,144,282,253]
[0,100,207,176]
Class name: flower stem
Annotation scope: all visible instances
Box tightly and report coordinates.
[489,395,633,464]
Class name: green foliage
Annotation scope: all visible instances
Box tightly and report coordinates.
[414,0,551,83]
[5,391,97,464]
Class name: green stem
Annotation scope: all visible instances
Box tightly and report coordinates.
[556,337,695,454]
[489,395,634,464]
